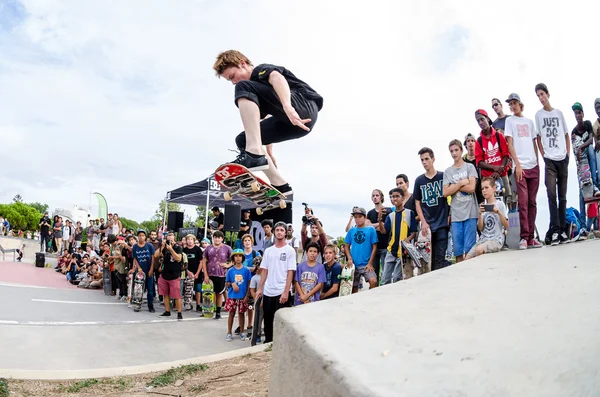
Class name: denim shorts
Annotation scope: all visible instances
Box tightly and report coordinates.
[451,218,477,257]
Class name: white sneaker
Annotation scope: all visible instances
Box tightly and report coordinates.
[519,239,528,250]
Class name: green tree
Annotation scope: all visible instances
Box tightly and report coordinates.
[195,206,206,228]
[0,202,42,231]
[28,202,49,214]
[140,219,161,234]
[119,217,139,232]
[154,200,181,220]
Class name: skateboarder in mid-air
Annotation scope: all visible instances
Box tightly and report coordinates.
[213,50,324,195]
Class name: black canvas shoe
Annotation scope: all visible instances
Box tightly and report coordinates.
[273,183,293,196]
[230,151,269,171]
[177,312,183,321]
[159,311,171,317]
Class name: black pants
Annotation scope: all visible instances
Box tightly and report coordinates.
[263,293,292,343]
[116,273,127,297]
[431,227,450,271]
[40,234,50,252]
[233,80,319,151]
[545,157,569,234]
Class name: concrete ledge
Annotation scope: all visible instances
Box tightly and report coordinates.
[270,241,600,397]
[0,343,271,380]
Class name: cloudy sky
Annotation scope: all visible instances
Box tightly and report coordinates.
[1,0,599,238]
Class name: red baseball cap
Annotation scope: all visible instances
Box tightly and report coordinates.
[475,109,489,118]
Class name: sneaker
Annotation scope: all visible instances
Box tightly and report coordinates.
[196,305,202,312]
[177,312,183,321]
[578,230,589,241]
[256,337,262,343]
[234,326,240,335]
[272,183,293,196]
[550,233,559,246]
[559,232,570,244]
[215,312,221,320]
[240,332,248,341]
[528,239,543,249]
[158,311,171,317]
[225,333,233,342]
[149,306,155,313]
[519,239,528,250]
[230,150,269,171]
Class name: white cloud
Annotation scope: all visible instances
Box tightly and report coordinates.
[1,0,599,238]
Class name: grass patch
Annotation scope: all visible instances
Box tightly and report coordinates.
[189,384,206,393]
[65,379,99,393]
[0,379,9,397]
[147,364,208,388]
[100,377,132,391]
[264,344,273,352]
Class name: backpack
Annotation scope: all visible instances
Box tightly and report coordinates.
[566,207,582,236]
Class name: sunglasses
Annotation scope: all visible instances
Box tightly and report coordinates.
[492,103,501,107]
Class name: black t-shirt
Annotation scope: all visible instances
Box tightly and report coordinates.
[240,218,251,231]
[74,227,83,241]
[215,213,224,228]
[404,195,416,213]
[572,120,594,143]
[413,172,449,232]
[366,207,392,250]
[39,216,51,236]
[161,244,183,281]
[183,246,203,275]
[492,115,510,133]
[251,63,323,111]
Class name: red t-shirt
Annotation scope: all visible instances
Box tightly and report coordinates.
[474,128,510,177]
[588,202,598,218]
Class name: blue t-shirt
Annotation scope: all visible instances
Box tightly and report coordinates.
[384,208,418,257]
[244,250,260,268]
[132,243,155,274]
[226,265,252,299]
[344,226,378,267]
[413,171,449,232]
[295,261,327,305]
[322,261,342,299]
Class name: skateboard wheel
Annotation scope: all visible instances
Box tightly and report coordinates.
[279,199,286,209]
[256,207,264,216]
[224,191,232,201]
[251,181,260,192]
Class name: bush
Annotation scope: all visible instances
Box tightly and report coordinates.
[0,202,42,231]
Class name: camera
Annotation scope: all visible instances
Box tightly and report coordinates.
[301,202,315,226]
[166,240,172,246]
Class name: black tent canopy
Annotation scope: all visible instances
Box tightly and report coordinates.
[166,174,257,209]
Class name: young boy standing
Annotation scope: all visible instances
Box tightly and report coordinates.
[225,249,252,341]
[534,83,571,245]
[413,147,450,271]
[213,50,324,194]
[344,207,378,292]
[295,242,326,305]
[443,140,479,262]
[378,188,417,283]
[466,178,509,259]
[504,93,542,250]
[320,244,342,300]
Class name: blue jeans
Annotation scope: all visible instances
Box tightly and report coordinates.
[381,251,403,285]
[579,192,587,230]
[586,216,598,232]
[144,272,155,308]
[588,146,599,187]
[450,219,477,257]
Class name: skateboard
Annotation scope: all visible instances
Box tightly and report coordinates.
[414,229,431,275]
[126,274,133,305]
[338,263,355,297]
[132,271,145,312]
[250,296,264,346]
[214,163,289,215]
[577,160,594,200]
[201,280,215,318]
[183,276,194,311]
[402,241,429,276]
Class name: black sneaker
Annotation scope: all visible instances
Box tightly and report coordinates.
[215,312,221,320]
[177,312,183,321]
[273,183,293,196]
[231,151,269,171]
[559,232,570,244]
[550,233,559,246]
[159,311,171,317]
[149,306,156,313]
[196,305,202,312]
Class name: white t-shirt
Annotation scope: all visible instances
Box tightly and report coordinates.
[260,244,297,297]
[62,226,71,240]
[535,108,569,161]
[286,237,299,249]
[504,115,538,170]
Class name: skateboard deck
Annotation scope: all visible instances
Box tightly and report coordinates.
[201,280,215,318]
[414,230,431,275]
[183,276,194,311]
[250,296,264,346]
[338,264,355,297]
[132,271,145,312]
[402,241,428,276]
[214,163,290,215]
[126,274,133,305]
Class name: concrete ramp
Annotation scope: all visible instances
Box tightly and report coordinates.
[270,241,600,397]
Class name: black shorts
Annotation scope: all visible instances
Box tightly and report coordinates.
[233,80,319,150]
[210,276,226,295]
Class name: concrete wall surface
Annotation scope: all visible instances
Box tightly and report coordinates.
[270,241,600,397]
